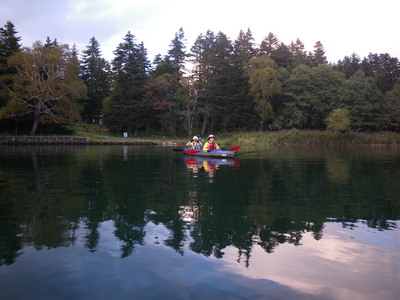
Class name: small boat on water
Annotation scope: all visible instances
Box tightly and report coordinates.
[183,146,240,158]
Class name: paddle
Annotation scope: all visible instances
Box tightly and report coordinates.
[185,149,200,155]
[227,146,240,151]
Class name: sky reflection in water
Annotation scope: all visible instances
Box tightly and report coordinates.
[1,145,400,300]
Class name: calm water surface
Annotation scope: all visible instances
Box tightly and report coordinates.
[0,145,399,300]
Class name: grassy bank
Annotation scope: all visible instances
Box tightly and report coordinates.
[70,126,400,146]
[4,124,400,147]
[231,130,400,146]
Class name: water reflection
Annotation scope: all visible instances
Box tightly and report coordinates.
[0,145,399,267]
[185,156,240,182]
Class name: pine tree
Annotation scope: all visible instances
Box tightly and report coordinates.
[312,41,327,65]
[290,38,309,66]
[103,32,150,134]
[270,43,293,68]
[0,21,21,63]
[168,27,186,81]
[362,53,400,93]
[231,28,258,130]
[0,21,21,107]
[44,36,59,48]
[190,30,236,133]
[335,53,360,79]
[260,32,279,55]
[80,37,111,124]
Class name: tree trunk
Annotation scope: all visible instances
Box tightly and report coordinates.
[201,114,207,136]
[30,105,40,135]
[172,112,176,138]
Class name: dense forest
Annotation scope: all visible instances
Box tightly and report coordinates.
[0,21,399,136]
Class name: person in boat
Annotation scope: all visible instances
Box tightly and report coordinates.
[187,136,203,150]
[203,134,220,152]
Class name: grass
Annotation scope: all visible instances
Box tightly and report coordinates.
[232,130,400,146]
[3,123,400,146]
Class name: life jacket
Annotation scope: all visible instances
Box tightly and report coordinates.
[190,141,202,149]
[207,142,217,150]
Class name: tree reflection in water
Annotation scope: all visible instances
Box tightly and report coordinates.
[0,145,399,267]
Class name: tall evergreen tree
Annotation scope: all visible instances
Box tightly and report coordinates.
[168,27,186,82]
[80,37,111,124]
[211,32,236,131]
[190,30,236,134]
[44,36,59,48]
[0,21,21,107]
[190,30,215,135]
[270,43,293,68]
[312,41,327,65]
[231,28,257,130]
[362,53,400,93]
[0,21,21,66]
[335,53,361,79]
[103,31,150,134]
[259,32,279,55]
[167,28,187,136]
[289,38,310,67]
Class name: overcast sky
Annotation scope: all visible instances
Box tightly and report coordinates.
[1,0,399,64]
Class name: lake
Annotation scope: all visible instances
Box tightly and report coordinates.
[0,144,399,300]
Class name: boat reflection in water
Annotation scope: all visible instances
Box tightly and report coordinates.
[185,157,240,182]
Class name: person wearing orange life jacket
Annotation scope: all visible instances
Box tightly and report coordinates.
[202,134,220,152]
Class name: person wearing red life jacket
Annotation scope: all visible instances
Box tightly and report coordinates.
[202,134,220,152]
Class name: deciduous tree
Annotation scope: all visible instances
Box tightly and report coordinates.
[383,79,400,131]
[340,70,384,131]
[326,108,350,132]
[246,57,281,129]
[2,41,86,135]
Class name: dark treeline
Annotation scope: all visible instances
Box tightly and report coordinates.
[1,21,400,136]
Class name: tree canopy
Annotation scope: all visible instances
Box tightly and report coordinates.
[1,21,400,136]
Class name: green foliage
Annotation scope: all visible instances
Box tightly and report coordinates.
[335,53,360,79]
[0,21,21,109]
[279,64,345,130]
[260,32,279,55]
[383,79,400,131]
[326,108,351,132]
[2,41,86,135]
[246,57,281,128]
[363,53,400,93]
[234,130,400,146]
[340,71,384,131]
[104,32,150,134]
[1,22,400,136]
[312,41,327,66]
[80,37,111,124]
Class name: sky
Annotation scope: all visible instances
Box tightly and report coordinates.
[1,0,399,64]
